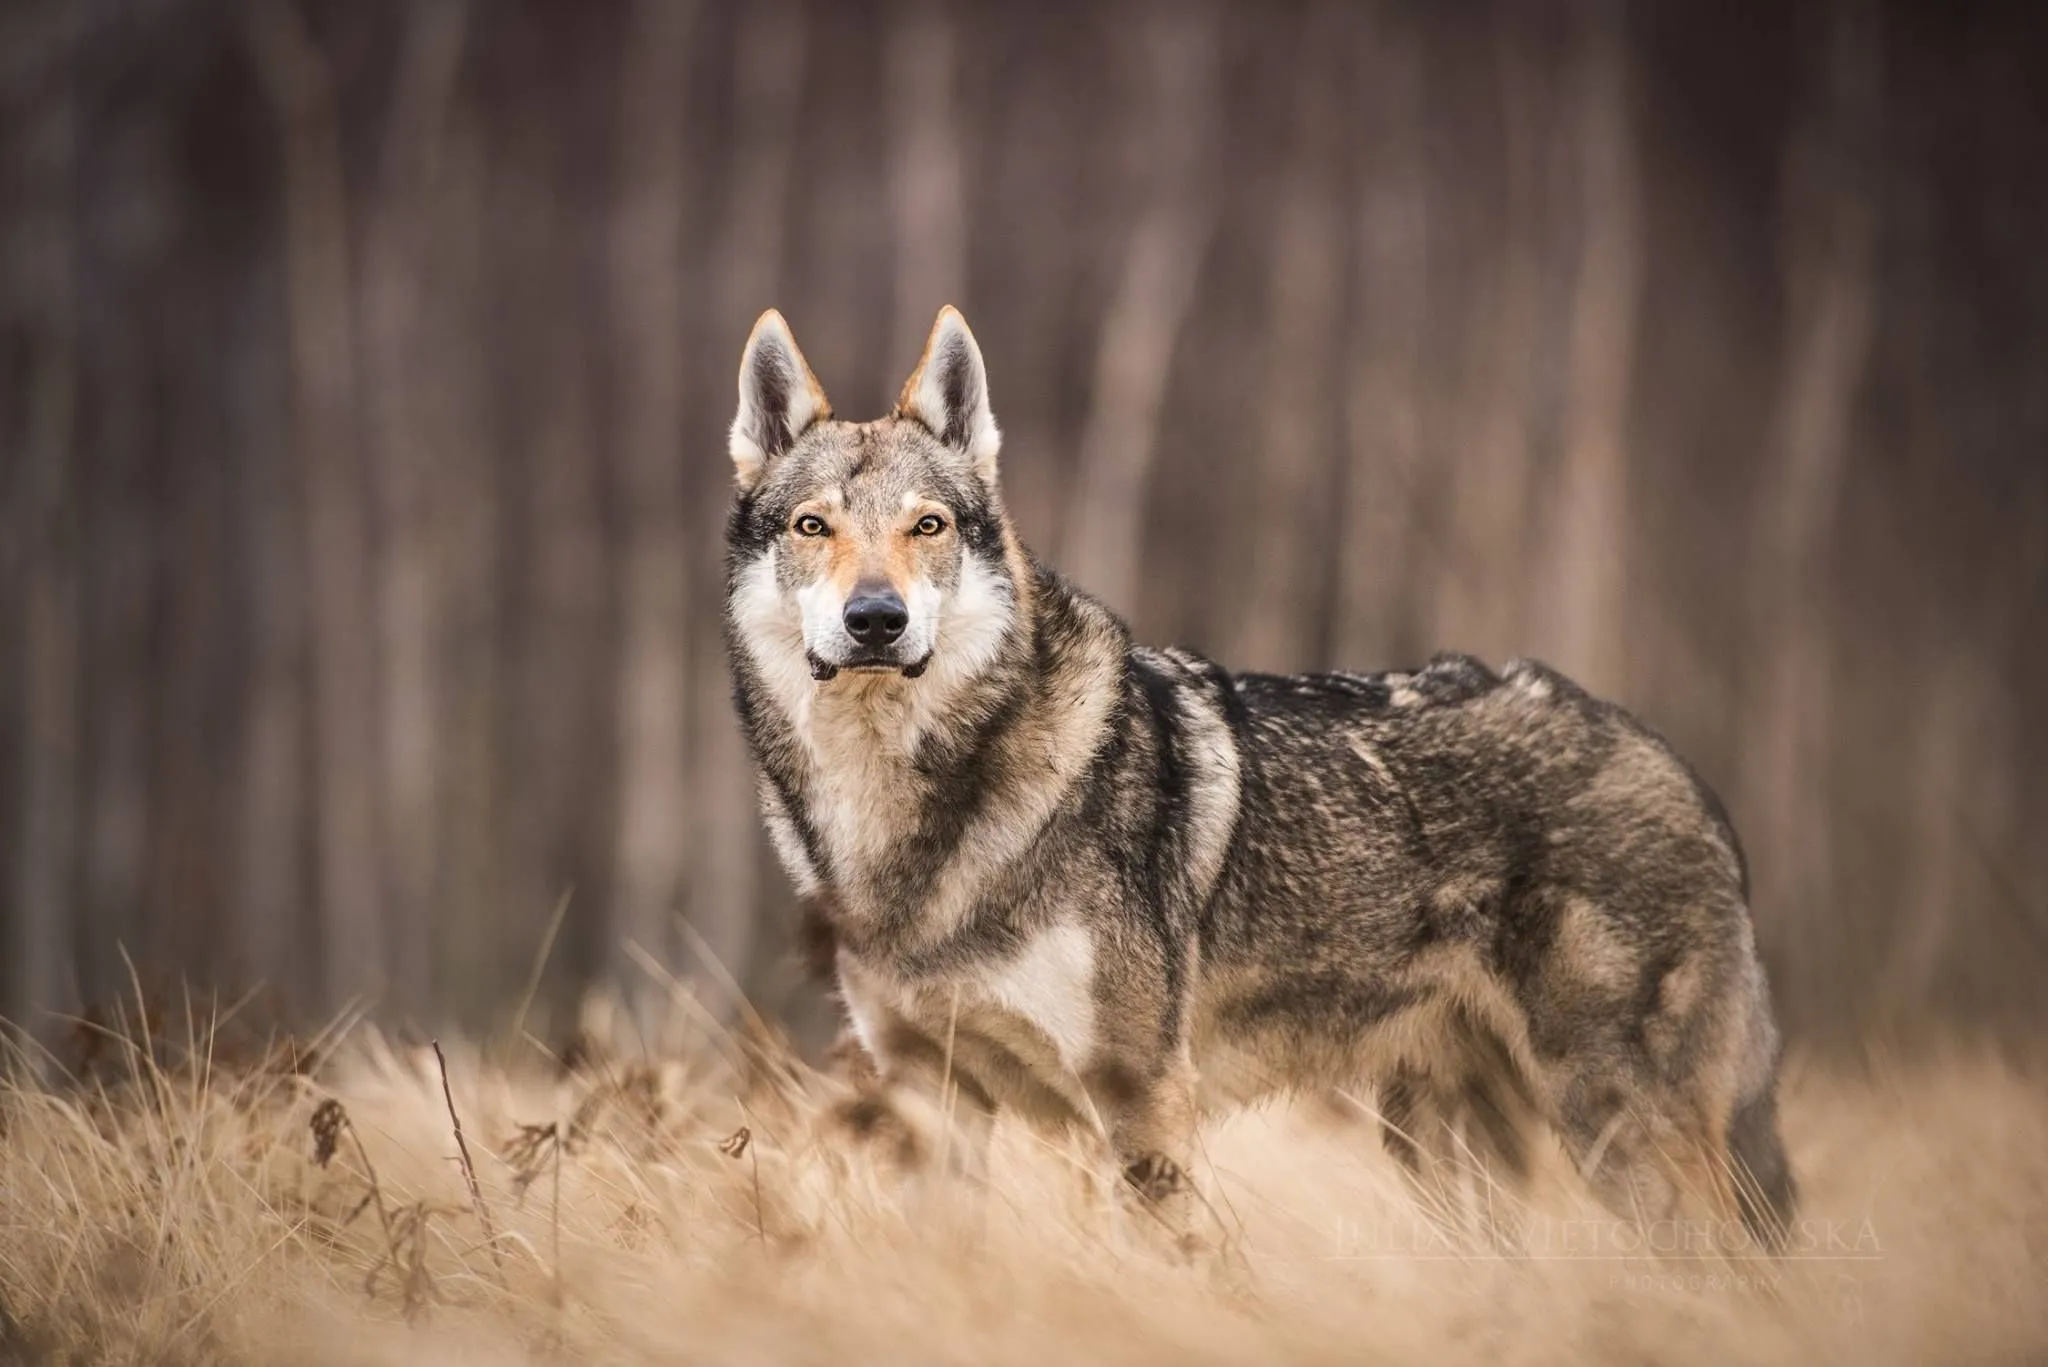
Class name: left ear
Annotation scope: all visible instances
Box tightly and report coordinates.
[896,305,1000,480]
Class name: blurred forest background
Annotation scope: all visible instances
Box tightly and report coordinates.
[2,0,2044,1053]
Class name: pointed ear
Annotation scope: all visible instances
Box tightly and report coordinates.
[730,309,830,491]
[896,306,1000,480]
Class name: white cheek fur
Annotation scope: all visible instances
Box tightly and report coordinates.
[732,548,815,722]
[899,576,940,662]
[926,554,1014,688]
[795,576,853,658]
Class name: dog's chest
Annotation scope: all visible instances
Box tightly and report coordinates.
[794,690,931,876]
[841,922,1101,1076]
[970,922,1099,1069]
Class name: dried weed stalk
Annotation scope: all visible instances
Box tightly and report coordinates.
[364,1200,462,1321]
[308,1098,399,1259]
[430,1040,503,1276]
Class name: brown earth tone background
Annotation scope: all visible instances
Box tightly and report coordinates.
[3,0,2044,1049]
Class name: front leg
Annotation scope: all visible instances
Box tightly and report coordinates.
[1082,966,1201,1227]
[830,956,998,1181]
[1088,1048,1199,1205]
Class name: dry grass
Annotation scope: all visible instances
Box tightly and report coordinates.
[2,998,2044,1367]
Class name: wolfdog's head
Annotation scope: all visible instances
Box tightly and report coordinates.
[724,307,1022,701]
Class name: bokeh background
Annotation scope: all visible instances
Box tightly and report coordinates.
[3,0,2044,1051]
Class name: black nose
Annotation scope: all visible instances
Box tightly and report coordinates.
[843,589,909,647]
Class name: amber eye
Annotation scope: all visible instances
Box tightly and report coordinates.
[913,513,947,537]
[793,514,828,537]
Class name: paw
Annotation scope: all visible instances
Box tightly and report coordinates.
[1122,1151,1188,1204]
[825,1090,928,1172]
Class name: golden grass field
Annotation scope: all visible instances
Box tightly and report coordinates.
[3,999,2045,1366]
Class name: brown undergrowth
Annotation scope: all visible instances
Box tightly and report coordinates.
[1,993,2043,1366]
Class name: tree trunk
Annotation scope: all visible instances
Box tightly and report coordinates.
[1430,25,1546,663]
[1333,5,1430,670]
[1060,3,1217,610]
[610,0,700,996]
[1539,5,1642,697]
[245,0,388,1013]
[1238,1,1348,671]
[364,0,470,1019]
[1742,0,1879,995]
[8,68,81,1043]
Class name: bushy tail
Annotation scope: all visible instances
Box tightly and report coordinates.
[1728,1083,1798,1247]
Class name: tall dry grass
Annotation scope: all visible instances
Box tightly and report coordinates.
[2,997,2044,1366]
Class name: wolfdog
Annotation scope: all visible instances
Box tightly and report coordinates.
[723,305,1796,1242]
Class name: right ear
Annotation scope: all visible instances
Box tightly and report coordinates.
[730,309,830,491]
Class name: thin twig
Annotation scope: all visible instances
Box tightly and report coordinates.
[511,886,574,1054]
[313,1097,403,1295]
[938,984,960,1175]
[431,1039,503,1273]
[720,1119,765,1245]
[549,1113,563,1307]
[749,1139,765,1246]
[348,1118,399,1258]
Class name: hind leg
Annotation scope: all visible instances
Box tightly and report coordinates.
[1728,1071,1797,1246]
[1378,1064,1466,1212]
[1380,1061,1534,1244]
[1537,1003,1757,1254]
[1456,1064,1539,1245]
[1516,888,1791,1250]
[1380,1005,1541,1210]
[1555,1068,1736,1236]
[1455,1019,1539,1189]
